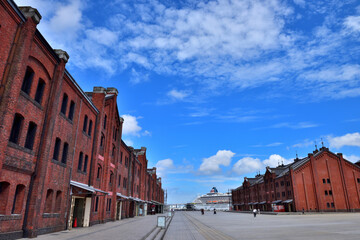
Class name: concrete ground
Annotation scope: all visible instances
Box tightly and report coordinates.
[164,211,360,240]
[24,214,166,240]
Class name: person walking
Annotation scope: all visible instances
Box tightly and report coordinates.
[253,208,257,218]
[213,208,216,214]
[201,209,204,215]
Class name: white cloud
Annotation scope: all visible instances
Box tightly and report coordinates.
[263,154,292,167]
[270,122,318,129]
[122,138,133,146]
[85,28,118,47]
[344,155,360,163]
[344,16,360,33]
[156,159,193,177]
[121,114,142,136]
[328,132,360,149]
[130,68,149,84]
[199,150,235,175]
[292,139,314,148]
[232,157,263,175]
[167,89,190,101]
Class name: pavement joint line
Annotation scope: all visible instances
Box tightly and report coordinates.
[183,212,234,240]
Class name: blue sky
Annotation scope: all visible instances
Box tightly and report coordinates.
[15,0,360,204]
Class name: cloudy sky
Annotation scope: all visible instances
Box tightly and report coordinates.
[15,0,360,203]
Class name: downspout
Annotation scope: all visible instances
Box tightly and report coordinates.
[88,113,99,186]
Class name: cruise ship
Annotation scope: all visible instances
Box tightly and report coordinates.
[192,187,232,211]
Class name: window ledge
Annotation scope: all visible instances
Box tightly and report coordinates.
[77,169,87,175]
[43,213,60,218]
[8,142,34,155]
[0,214,22,221]
[82,131,91,139]
[59,112,73,125]
[20,91,43,110]
[51,159,66,167]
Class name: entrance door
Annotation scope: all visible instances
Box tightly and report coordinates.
[73,198,85,227]
[116,201,122,220]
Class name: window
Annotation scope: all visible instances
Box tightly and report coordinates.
[24,122,37,150]
[327,178,331,184]
[94,196,99,212]
[281,181,284,186]
[96,165,102,180]
[100,134,105,147]
[109,172,114,185]
[287,191,291,196]
[53,138,61,161]
[286,182,291,186]
[282,192,285,197]
[9,113,24,144]
[120,152,123,164]
[61,142,69,164]
[83,155,88,172]
[78,152,83,171]
[357,178,360,183]
[106,198,111,211]
[55,191,62,212]
[123,177,127,189]
[323,179,326,184]
[44,189,53,213]
[325,190,328,196]
[275,182,279,188]
[331,202,334,208]
[88,120,93,136]
[327,202,330,208]
[277,192,280,198]
[329,190,332,196]
[83,115,88,132]
[103,114,107,129]
[118,175,121,187]
[11,184,25,214]
[21,67,34,94]
[112,145,116,157]
[68,101,75,121]
[0,182,10,214]
[60,93,68,114]
[34,78,46,104]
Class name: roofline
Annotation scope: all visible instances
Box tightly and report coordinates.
[65,70,99,113]
[7,0,26,22]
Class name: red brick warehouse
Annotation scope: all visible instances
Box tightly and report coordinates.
[232,146,360,213]
[0,0,165,239]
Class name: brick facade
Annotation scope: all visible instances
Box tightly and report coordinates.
[0,1,164,239]
[232,147,360,213]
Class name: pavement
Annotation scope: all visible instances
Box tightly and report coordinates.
[23,211,360,240]
[24,214,167,240]
[163,211,360,240]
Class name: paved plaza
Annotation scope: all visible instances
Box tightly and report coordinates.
[164,211,360,240]
[22,211,360,240]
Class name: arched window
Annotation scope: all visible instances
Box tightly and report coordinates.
[68,101,75,121]
[83,155,88,173]
[44,189,53,213]
[9,113,24,144]
[55,191,62,212]
[21,67,34,94]
[83,115,88,132]
[0,182,10,214]
[103,115,107,129]
[34,78,45,104]
[96,164,102,180]
[11,184,25,214]
[100,134,105,147]
[109,171,114,185]
[24,121,37,150]
[88,120,93,136]
[60,93,68,114]
[53,138,61,160]
[61,142,69,164]
[78,152,83,171]
[112,145,116,157]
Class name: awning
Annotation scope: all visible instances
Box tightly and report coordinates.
[272,200,282,204]
[283,199,293,203]
[258,201,266,204]
[253,202,258,205]
[151,200,163,205]
[248,202,254,205]
[116,193,129,199]
[70,180,95,193]
[94,188,109,195]
[239,203,244,206]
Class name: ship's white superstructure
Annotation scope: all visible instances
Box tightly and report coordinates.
[192,187,232,211]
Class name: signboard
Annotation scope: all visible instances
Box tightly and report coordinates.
[273,205,285,212]
[157,216,166,228]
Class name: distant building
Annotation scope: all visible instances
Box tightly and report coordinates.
[193,187,232,211]
[232,147,360,212]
